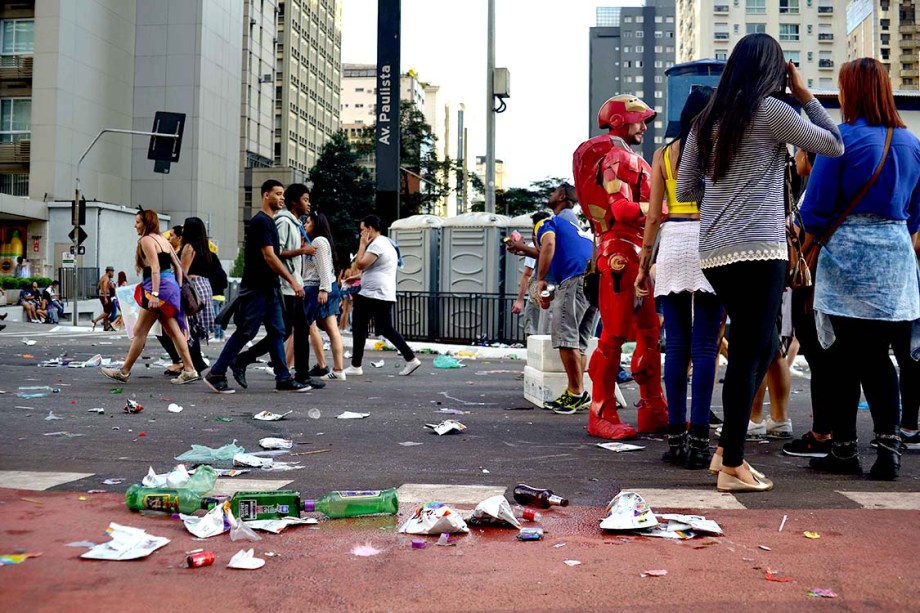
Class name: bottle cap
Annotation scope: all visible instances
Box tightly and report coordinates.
[302,500,316,512]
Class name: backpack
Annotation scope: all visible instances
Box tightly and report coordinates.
[208,256,228,296]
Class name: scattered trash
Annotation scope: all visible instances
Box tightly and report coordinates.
[175,440,244,463]
[399,503,469,535]
[563,560,582,567]
[433,408,470,415]
[43,431,85,437]
[88,408,105,414]
[411,539,426,549]
[142,465,194,489]
[336,412,370,419]
[22,339,37,346]
[779,514,788,532]
[187,551,216,568]
[765,567,794,583]
[370,360,385,368]
[513,484,569,508]
[659,514,724,536]
[759,545,772,551]
[228,510,263,542]
[80,523,170,561]
[214,416,233,423]
[517,527,544,541]
[596,442,645,453]
[433,356,465,369]
[245,517,318,533]
[180,504,230,539]
[351,543,383,557]
[102,478,125,486]
[553,542,566,548]
[253,410,293,421]
[436,533,453,547]
[16,386,52,399]
[803,531,821,539]
[600,492,659,531]
[123,399,143,414]
[467,495,522,528]
[259,437,293,450]
[641,569,668,577]
[110,388,124,394]
[807,588,838,598]
[425,420,467,435]
[438,391,494,406]
[307,409,321,420]
[227,548,265,570]
[0,553,42,565]
[45,411,63,421]
[233,453,273,468]
[399,441,423,447]
[65,541,97,549]
[167,403,183,413]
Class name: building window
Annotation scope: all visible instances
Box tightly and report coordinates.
[784,50,801,66]
[0,98,31,142]
[636,75,644,83]
[636,60,643,67]
[734,24,740,34]
[0,19,35,54]
[714,23,729,40]
[624,16,633,23]
[779,0,799,14]
[655,45,663,52]
[636,15,644,23]
[746,0,766,14]
[635,30,643,38]
[636,45,644,52]
[666,16,674,23]
[779,24,799,41]
[654,75,663,83]
[355,87,364,92]
[746,23,766,34]
[655,30,663,38]
[715,50,728,60]
[655,16,663,23]
[654,90,664,99]
[636,90,644,97]
[624,31,633,38]
[807,79,814,87]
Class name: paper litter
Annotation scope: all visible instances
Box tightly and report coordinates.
[253,410,293,421]
[467,495,522,528]
[336,411,370,419]
[80,523,170,561]
[227,548,265,570]
[399,503,469,535]
[425,420,467,435]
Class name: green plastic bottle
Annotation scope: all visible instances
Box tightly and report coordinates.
[125,484,206,514]
[302,488,399,518]
[215,490,302,521]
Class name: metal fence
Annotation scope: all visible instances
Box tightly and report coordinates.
[57,267,100,300]
[394,291,526,345]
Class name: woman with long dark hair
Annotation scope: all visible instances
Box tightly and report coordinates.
[179,216,214,374]
[801,58,920,480]
[305,211,346,380]
[676,33,844,492]
[636,86,723,470]
[101,209,198,384]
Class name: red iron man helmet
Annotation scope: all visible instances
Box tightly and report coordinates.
[597,95,656,130]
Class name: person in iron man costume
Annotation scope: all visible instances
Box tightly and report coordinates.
[572,94,668,440]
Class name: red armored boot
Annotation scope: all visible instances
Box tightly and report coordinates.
[587,340,638,440]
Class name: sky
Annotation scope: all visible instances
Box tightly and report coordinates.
[340,0,638,189]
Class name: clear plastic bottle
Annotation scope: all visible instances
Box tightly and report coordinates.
[302,488,399,518]
[513,505,542,522]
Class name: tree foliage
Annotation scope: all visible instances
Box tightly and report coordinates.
[308,130,375,264]
[470,176,569,217]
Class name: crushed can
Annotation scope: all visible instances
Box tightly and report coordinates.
[123,399,143,414]
[187,551,215,568]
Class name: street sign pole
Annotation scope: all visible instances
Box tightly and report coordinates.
[72,184,80,326]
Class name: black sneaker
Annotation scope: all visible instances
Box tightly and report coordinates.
[204,373,235,394]
[708,410,723,428]
[809,450,862,475]
[296,377,326,389]
[783,432,832,458]
[276,378,311,393]
[230,362,248,389]
[308,363,329,377]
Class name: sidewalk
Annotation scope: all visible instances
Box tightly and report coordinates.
[0,488,916,611]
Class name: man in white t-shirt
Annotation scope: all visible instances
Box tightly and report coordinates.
[343,214,421,376]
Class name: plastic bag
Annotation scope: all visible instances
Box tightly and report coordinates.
[175,440,244,463]
[468,495,521,528]
[433,356,465,369]
[184,465,218,495]
[399,503,469,535]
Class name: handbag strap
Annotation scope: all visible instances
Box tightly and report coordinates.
[816,126,893,247]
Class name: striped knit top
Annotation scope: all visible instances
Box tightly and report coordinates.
[676,97,844,269]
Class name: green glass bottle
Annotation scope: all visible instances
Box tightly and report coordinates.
[302,488,399,518]
[214,490,302,521]
[125,484,206,514]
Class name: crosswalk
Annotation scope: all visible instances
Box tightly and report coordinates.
[2,472,918,510]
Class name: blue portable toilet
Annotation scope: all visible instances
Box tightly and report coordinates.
[664,59,725,138]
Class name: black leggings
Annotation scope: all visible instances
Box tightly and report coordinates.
[351,294,414,366]
[158,335,208,374]
[893,329,920,431]
[827,316,907,442]
[704,260,786,468]
[790,287,834,436]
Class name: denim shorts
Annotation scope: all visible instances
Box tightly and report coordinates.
[317,283,342,320]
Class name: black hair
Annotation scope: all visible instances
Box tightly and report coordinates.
[693,33,787,182]
[669,86,714,168]
[284,183,310,212]
[558,182,578,204]
[170,225,183,238]
[531,210,552,225]
[261,179,284,196]
[308,211,339,272]
[361,214,384,232]
[181,216,211,266]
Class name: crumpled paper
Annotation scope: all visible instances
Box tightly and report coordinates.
[227,548,265,570]
[425,420,467,435]
[467,495,521,528]
[233,453,273,468]
[399,503,469,535]
[80,523,170,561]
[253,410,292,421]
[245,517,318,534]
[180,503,230,539]
[259,437,293,450]
[141,465,217,495]
[600,492,659,531]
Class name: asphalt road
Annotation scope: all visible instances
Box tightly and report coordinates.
[1,321,917,510]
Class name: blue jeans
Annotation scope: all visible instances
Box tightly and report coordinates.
[659,291,724,428]
[210,288,291,381]
[212,299,225,339]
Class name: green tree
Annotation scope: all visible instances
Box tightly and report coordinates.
[230,246,245,277]
[470,177,569,216]
[308,130,375,264]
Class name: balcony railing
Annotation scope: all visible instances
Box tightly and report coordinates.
[0,140,31,166]
[714,32,729,40]
[818,33,834,41]
[817,6,834,14]
[0,173,29,196]
[713,5,729,13]
[818,59,835,68]
[0,55,33,82]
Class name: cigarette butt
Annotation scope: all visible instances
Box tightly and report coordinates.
[779,514,788,532]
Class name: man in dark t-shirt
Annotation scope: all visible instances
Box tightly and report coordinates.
[204,179,309,394]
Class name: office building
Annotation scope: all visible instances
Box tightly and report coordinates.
[589,3,677,161]
[846,0,919,90]
[676,0,849,90]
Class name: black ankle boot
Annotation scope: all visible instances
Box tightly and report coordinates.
[662,425,687,465]
[869,434,901,481]
[810,440,862,475]
[685,425,712,470]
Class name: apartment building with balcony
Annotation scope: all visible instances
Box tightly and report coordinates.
[589,3,677,161]
[677,0,849,90]
[847,0,919,89]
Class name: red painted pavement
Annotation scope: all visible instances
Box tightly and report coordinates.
[0,489,916,611]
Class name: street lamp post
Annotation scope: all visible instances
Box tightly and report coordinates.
[485,0,496,214]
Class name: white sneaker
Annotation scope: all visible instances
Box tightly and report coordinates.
[766,417,793,439]
[399,358,422,376]
[714,419,766,439]
[343,365,363,376]
[322,370,346,381]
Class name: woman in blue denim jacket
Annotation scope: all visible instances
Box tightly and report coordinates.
[801,58,920,480]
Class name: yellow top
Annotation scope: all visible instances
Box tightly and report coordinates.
[663,144,699,215]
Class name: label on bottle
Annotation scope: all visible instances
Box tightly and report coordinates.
[238,499,292,520]
[333,490,383,499]
[142,494,179,513]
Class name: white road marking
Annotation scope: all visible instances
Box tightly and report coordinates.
[837,491,920,510]
[397,483,507,506]
[622,488,747,510]
[0,470,95,491]
[209,478,293,496]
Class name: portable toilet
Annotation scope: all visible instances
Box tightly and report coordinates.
[664,59,725,138]
[439,212,512,343]
[390,215,443,340]
[504,212,543,340]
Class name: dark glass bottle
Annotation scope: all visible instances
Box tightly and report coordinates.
[512,484,569,509]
